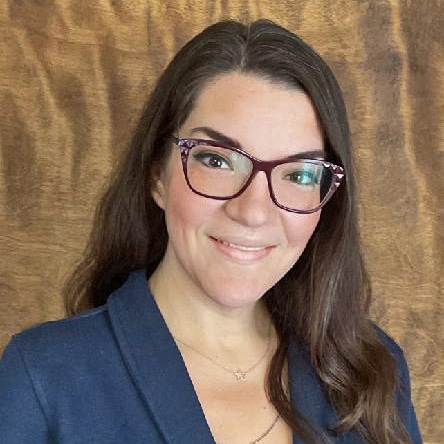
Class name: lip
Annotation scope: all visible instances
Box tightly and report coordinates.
[209,236,275,263]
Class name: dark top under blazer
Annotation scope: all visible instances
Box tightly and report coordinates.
[0,270,422,443]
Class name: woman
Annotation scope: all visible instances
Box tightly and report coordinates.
[0,19,421,444]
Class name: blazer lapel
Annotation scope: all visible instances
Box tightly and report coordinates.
[107,270,363,444]
[107,270,215,444]
[288,340,364,443]
[288,339,331,443]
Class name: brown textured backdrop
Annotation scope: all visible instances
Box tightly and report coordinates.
[0,1,442,442]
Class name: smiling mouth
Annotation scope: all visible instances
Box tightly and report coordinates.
[210,236,273,252]
[216,239,268,251]
[209,236,275,264]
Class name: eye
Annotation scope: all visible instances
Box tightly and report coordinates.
[192,151,232,170]
[285,169,319,186]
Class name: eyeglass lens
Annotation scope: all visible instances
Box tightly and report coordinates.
[186,143,332,211]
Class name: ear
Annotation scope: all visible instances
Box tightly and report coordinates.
[151,174,166,210]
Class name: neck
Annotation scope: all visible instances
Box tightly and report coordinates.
[148,256,273,351]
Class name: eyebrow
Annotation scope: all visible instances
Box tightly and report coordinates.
[190,127,242,149]
[189,126,325,160]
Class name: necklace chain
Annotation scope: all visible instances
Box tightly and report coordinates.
[173,325,272,381]
[216,413,280,444]
[172,325,278,443]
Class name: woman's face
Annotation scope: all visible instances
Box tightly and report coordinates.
[152,73,323,309]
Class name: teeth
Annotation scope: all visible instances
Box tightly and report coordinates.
[219,239,266,251]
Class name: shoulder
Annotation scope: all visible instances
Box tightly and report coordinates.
[372,323,405,361]
[371,324,422,442]
[371,323,410,380]
[10,304,109,343]
[0,305,116,431]
[371,323,416,421]
[2,305,114,370]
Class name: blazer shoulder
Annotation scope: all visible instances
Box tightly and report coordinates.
[4,305,111,360]
[371,323,405,357]
[370,323,416,391]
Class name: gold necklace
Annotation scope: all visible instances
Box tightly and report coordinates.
[173,326,272,381]
[216,413,280,444]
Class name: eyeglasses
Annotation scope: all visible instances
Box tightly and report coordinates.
[173,137,345,214]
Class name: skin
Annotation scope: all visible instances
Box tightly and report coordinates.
[149,72,324,443]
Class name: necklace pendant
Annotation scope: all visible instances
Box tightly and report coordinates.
[234,370,247,381]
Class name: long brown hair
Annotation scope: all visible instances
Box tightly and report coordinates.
[64,20,412,444]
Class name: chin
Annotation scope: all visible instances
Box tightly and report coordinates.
[198,277,272,310]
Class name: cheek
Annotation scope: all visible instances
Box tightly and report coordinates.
[284,211,321,248]
[163,171,218,241]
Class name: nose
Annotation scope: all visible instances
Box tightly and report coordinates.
[223,172,276,227]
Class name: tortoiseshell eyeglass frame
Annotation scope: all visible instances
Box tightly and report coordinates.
[172,137,345,214]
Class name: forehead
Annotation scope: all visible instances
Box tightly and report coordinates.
[179,73,324,160]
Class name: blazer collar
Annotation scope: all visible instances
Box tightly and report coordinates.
[107,270,347,444]
[108,270,215,444]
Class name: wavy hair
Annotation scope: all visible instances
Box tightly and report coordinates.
[64,19,412,444]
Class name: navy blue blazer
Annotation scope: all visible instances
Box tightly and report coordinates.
[0,270,422,443]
